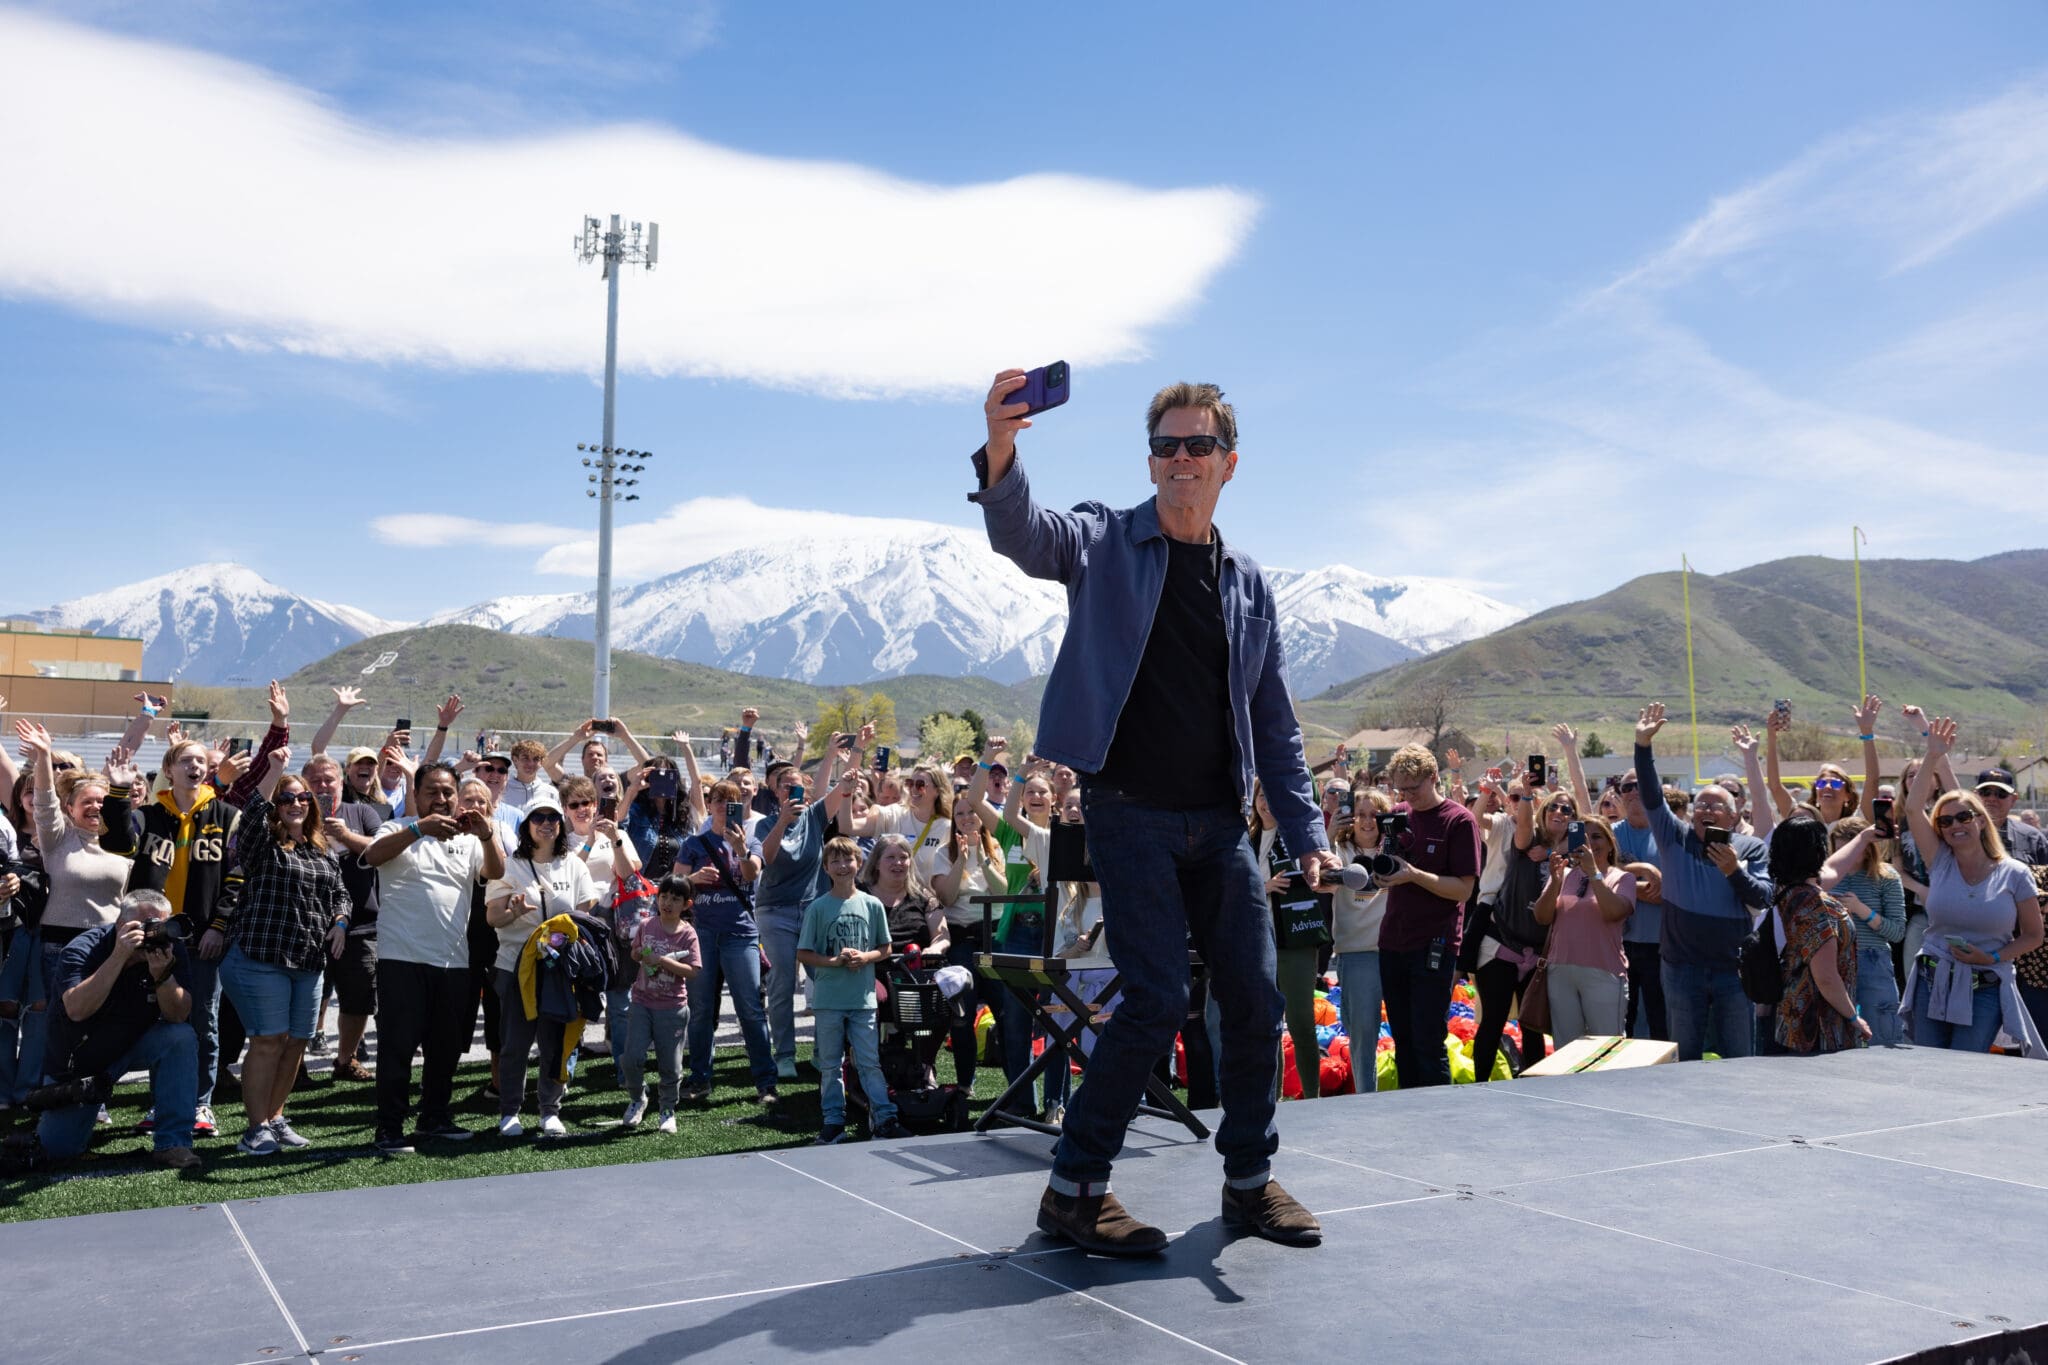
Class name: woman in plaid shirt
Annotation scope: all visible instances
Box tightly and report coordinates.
[217,746,350,1155]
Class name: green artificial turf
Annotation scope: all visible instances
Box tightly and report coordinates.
[0,1042,1021,1223]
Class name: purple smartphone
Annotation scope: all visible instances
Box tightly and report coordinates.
[1008,361,1071,416]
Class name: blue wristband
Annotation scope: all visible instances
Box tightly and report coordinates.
[1857,733,1875,742]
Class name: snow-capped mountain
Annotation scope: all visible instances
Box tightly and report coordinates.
[432,531,1523,691]
[429,527,1072,685]
[1268,565,1528,693]
[20,546,1521,695]
[20,563,405,686]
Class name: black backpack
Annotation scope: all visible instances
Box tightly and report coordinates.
[1738,907,1784,1007]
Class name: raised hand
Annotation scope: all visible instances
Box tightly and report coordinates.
[331,685,364,708]
[1550,722,1577,751]
[1731,724,1757,756]
[103,744,140,788]
[1852,694,1882,736]
[267,680,290,724]
[1635,704,1667,747]
[268,744,294,772]
[437,694,464,727]
[984,369,1034,462]
[164,720,186,748]
[1924,717,1957,758]
[1900,704,1929,735]
[740,707,760,728]
[1445,747,1464,771]
[215,747,251,788]
[15,719,51,758]
[856,721,876,747]
[1765,706,1790,734]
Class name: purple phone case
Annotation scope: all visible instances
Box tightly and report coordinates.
[1011,361,1071,416]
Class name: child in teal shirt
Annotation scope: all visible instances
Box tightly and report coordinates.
[798,837,903,1144]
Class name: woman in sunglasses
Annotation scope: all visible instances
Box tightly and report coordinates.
[485,797,599,1137]
[1898,719,2044,1053]
[845,762,953,886]
[1474,783,1573,1079]
[1763,695,1881,830]
[211,747,350,1154]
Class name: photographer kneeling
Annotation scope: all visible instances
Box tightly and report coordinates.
[18,890,201,1170]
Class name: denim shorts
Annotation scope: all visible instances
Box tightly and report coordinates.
[219,945,321,1039]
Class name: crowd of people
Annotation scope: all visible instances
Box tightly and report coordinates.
[0,678,2040,1174]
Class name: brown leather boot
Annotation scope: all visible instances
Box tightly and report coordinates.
[1221,1180,1322,1246]
[1036,1187,1169,1257]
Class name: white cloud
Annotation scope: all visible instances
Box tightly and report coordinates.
[1602,74,2048,299]
[1379,75,2048,602]
[530,497,951,579]
[372,513,576,549]
[0,10,1258,398]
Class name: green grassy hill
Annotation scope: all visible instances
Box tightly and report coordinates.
[180,625,1044,742]
[1300,550,2048,747]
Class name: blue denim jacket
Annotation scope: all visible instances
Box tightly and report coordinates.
[969,455,1328,862]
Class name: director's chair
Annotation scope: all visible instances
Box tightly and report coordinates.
[970,820,1209,1140]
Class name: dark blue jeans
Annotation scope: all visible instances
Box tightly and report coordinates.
[1662,959,1755,1062]
[1049,787,1282,1197]
[1379,946,1454,1088]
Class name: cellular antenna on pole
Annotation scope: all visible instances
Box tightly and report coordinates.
[574,214,657,721]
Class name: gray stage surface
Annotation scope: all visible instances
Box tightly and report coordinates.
[8,1048,2046,1364]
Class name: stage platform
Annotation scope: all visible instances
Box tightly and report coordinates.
[9,1047,2046,1364]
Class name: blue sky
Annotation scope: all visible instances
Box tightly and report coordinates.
[3,2,2046,624]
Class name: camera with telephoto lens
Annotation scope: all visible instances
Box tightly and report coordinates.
[140,918,187,954]
[24,1072,115,1113]
[1370,811,1411,878]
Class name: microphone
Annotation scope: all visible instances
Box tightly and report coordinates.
[1330,863,1373,893]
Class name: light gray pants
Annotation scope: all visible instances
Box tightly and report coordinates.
[1546,961,1629,1047]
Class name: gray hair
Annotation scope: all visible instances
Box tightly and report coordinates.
[117,889,173,921]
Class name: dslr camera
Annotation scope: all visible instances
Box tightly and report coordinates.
[140,918,187,955]
[1370,811,1411,879]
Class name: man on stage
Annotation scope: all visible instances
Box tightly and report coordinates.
[969,370,1337,1256]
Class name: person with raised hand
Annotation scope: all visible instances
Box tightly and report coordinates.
[1549,723,1595,816]
[212,746,349,1154]
[968,371,1334,1255]
[1764,812,1871,1055]
[99,682,267,1142]
[1633,703,1773,1061]
[755,736,847,1082]
[11,722,129,1111]
[1897,718,2045,1054]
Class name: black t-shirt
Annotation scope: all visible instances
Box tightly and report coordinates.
[1090,533,1236,809]
[45,922,194,1079]
[337,799,383,929]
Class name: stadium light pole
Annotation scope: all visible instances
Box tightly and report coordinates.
[574,213,658,720]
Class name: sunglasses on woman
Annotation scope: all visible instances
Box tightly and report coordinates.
[1813,778,1846,792]
[528,812,563,825]
[1935,810,1977,829]
[275,792,311,806]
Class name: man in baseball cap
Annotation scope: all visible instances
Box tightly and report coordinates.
[1976,768,2048,864]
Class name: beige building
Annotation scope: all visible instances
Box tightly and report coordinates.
[0,621,171,736]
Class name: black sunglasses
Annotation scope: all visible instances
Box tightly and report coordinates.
[527,811,563,825]
[1935,810,1977,829]
[477,764,509,775]
[1616,781,1639,794]
[1147,435,1226,459]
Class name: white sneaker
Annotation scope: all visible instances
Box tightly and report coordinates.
[622,1097,647,1128]
[237,1126,279,1156]
[657,1110,677,1134]
[498,1115,524,1138]
[540,1114,567,1138]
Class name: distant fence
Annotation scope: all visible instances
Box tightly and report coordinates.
[1,713,726,773]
